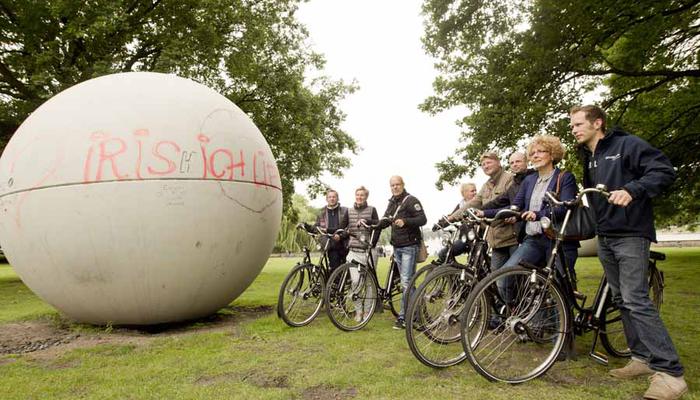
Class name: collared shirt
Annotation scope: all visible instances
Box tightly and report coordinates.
[525,170,556,236]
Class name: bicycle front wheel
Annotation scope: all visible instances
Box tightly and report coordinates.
[277,263,325,327]
[461,265,569,384]
[405,266,475,368]
[325,263,378,331]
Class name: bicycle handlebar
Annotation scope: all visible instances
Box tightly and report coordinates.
[464,207,521,225]
[296,223,346,238]
[544,184,610,209]
[358,218,393,230]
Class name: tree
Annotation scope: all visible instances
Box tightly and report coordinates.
[274,194,320,253]
[421,0,700,226]
[0,0,357,211]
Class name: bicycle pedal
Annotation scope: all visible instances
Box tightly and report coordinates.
[573,291,587,301]
[589,351,608,366]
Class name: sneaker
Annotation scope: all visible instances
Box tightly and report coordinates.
[644,372,688,400]
[392,318,405,330]
[354,312,363,323]
[610,358,655,379]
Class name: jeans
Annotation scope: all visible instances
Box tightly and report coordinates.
[394,244,419,320]
[503,235,578,277]
[491,244,518,271]
[489,245,518,305]
[598,236,684,376]
[501,235,578,305]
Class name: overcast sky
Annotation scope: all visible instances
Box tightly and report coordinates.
[295,0,490,224]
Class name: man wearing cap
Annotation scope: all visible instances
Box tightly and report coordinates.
[449,152,519,271]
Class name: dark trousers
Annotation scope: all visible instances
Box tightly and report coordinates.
[598,236,683,376]
[327,248,347,272]
[437,239,469,263]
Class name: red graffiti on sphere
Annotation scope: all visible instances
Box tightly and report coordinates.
[82,130,280,189]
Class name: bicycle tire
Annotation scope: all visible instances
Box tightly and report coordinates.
[406,263,438,302]
[325,263,378,331]
[387,262,403,317]
[277,263,325,327]
[461,265,569,384]
[405,266,475,368]
[600,264,664,357]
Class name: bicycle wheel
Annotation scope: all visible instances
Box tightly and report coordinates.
[600,265,664,357]
[406,262,438,300]
[405,266,475,368]
[387,262,403,317]
[277,263,325,327]
[461,265,569,384]
[325,263,378,331]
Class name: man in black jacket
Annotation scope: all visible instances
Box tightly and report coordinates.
[379,176,427,329]
[311,189,349,272]
[571,105,687,400]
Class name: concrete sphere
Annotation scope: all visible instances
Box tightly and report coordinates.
[0,72,282,325]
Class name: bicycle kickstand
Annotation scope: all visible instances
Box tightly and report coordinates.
[588,328,609,366]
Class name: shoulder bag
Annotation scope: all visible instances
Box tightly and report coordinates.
[547,171,597,241]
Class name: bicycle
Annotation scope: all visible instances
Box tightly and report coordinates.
[324,220,403,331]
[459,185,665,383]
[404,208,520,368]
[276,225,345,327]
[404,215,476,297]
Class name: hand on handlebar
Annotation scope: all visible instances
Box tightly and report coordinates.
[432,216,450,231]
[296,222,305,230]
[521,211,537,221]
[394,218,405,228]
[608,189,632,207]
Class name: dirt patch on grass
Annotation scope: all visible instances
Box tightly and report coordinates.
[194,371,240,386]
[0,305,272,361]
[0,356,16,366]
[301,385,358,399]
[195,369,289,388]
[0,320,80,355]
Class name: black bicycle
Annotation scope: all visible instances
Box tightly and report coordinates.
[276,226,344,327]
[404,208,520,368]
[460,185,664,383]
[324,220,403,331]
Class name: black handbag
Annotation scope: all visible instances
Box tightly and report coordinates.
[548,171,597,241]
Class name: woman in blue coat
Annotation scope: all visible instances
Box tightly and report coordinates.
[483,135,579,286]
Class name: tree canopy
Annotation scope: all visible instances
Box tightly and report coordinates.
[0,0,357,212]
[421,0,700,227]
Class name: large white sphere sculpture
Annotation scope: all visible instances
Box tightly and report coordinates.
[0,72,282,325]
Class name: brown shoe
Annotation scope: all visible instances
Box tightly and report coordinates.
[610,358,654,379]
[644,372,688,400]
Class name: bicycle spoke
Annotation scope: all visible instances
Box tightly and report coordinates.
[277,264,325,327]
[462,266,568,383]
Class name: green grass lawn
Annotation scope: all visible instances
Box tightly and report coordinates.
[0,248,698,399]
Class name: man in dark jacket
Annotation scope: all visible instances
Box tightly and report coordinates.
[310,189,349,272]
[571,105,687,400]
[378,176,427,329]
